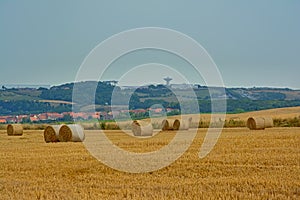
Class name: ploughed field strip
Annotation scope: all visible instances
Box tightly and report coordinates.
[0,128,299,199]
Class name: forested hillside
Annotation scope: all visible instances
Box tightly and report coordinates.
[1,81,300,115]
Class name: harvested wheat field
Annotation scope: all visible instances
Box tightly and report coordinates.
[147,106,300,128]
[197,106,300,123]
[0,127,299,199]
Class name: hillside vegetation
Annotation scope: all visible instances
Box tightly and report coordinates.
[1,81,300,115]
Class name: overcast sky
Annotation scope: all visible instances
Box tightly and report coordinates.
[0,1,299,89]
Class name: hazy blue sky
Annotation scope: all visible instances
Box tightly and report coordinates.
[0,1,299,88]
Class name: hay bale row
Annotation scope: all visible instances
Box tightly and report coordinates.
[247,117,273,130]
[7,124,23,136]
[131,120,153,136]
[161,117,192,131]
[44,124,85,142]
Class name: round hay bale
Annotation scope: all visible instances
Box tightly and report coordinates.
[173,117,192,130]
[247,117,265,130]
[264,117,274,128]
[131,120,153,136]
[247,117,273,130]
[161,119,171,131]
[173,119,181,130]
[58,124,85,142]
[44,125,62,143]
[7,124,23,136]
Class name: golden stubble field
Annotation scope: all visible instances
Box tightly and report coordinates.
[0,127,299,200]
[167,106,300,124]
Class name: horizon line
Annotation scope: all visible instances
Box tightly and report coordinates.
[1,82,299,90]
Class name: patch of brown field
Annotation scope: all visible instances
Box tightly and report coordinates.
[229,106,300,120]
[0,128,299,199]
[38,100,75,105]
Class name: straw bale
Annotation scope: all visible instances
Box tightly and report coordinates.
[131,120,153,136]
[44,125,62,142]
[58,124,85,142]
[7,124,23,136]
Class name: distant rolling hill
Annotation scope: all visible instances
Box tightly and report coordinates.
[226,87,300,100]
[0,88,41,101]
[0,81,300,115]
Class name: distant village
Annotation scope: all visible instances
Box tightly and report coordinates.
[0,78,180,124]
[0,107,178,124]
